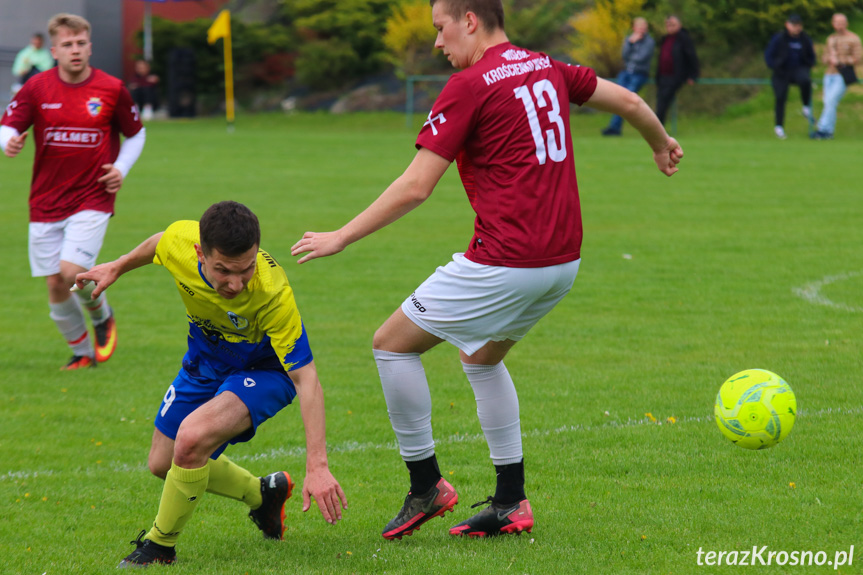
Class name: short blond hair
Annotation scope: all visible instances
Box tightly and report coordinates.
[48,13,91,39]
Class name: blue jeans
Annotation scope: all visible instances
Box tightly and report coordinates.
[816,74,847,135]
[606,71,649,132]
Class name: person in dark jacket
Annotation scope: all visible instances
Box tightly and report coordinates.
[764,13,816,139]
[654,15,699,126]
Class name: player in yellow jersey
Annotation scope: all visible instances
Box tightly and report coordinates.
[75,201,347,567]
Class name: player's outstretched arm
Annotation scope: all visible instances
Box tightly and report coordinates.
[288,361,348,523]
[74,232,164,298]
[586,78,683,177]
[291,147,451,263]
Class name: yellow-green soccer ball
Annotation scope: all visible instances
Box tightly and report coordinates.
[714,369,796,450]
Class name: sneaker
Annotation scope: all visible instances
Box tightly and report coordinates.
[449,497,534,537]
[61,355,95,370]
[382,477,458,540]
[774,126,786,140]
[117,530,177,568]
[249,471,294,540]
[601,127,622,136]
[94,314,117,363]
[810,130,833,140]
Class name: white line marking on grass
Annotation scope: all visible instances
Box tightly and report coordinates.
[4,405,863,480]
[792,270,863,312]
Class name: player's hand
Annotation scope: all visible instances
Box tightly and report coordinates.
[653,137,683,177]
[302,467,348,524]
[291,231,346,264]
[3,131,27,158]
[97,164,124,194]
[74,262,120,299]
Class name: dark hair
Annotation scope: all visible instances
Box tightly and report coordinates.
[430,0,504,32]
[33,33,45,40]
[199,201,260,256]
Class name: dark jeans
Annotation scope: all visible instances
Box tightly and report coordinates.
[605,71,649,132]
[655,76,683,125]
[771,68,812,127]
[131,85,160,110]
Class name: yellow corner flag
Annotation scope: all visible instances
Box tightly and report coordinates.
[207,10,235,127]
[207,9,230,44]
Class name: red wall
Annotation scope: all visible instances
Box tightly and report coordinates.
[122,0,230,80]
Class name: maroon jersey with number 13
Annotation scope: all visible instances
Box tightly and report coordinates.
[416,42,597,268]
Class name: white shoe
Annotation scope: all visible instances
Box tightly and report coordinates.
[142,104,154,121]
[774,126,786,139]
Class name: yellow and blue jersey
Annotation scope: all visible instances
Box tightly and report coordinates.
[154,221,312,379]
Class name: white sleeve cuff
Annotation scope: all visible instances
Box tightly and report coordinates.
[113,127,146,178]
[0,125,20,152]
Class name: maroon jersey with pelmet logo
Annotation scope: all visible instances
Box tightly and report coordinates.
[416,43,597,268]
[1,67,143,222]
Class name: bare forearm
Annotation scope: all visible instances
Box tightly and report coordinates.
[338,173,429,246]
[625,97,673,153]
[117,232,163,274]
[589,79,669,152]
[292,364,330,471]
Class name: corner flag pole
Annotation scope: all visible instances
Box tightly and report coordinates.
[207,10,234,131]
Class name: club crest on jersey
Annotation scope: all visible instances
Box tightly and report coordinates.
[424,110,446,136]
[227,311,249,330]
[86,97,103,117]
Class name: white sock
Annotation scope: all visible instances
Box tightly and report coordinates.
[373,349,435,461]
[49,298,93,357]
[76,283,111,325]
[462,361,523,465]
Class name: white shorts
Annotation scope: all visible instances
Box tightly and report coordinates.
[28,210,112,277]
[401,253,580,356]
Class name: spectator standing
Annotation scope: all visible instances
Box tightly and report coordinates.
[128,59,160,121]
[812,13,862,140]
[765,14,816,139]
[11,33,54,94]
[602,17,655,136]
[654,15,699,126]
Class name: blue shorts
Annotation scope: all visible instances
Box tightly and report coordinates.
[154,365,297,459]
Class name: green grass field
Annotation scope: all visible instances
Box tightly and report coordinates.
[2,93,862,574]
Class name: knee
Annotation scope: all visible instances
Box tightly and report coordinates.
[372,324,394,351]
[45,274,70,300]
[372,327,386,351]
[172,426,210,469]
[148,455,170,479]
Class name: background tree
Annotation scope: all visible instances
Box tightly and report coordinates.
[147,16,296,105]
[383,0,440,79]
[568,0,646,77]
[283,0,395,90]
[504,0,588,55]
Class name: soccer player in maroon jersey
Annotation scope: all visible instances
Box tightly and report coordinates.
[1,13,145,370]
[292,0,683,538]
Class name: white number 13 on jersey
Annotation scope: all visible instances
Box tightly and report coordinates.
[514,80,566,165]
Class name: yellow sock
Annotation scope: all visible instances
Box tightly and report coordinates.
[146,462,209,547]
[206,454,262,508]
